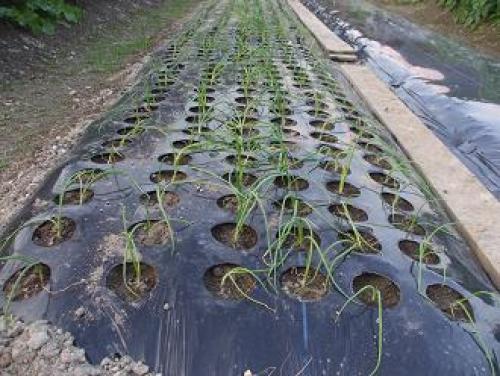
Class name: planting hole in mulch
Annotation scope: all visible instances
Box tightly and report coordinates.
[319,160,350,175]
[350,126,375,139]
[117,126,145,136]
[32,217,76,247]
[150,170,187,184]
[54,188,94,205]
[222,172,258,187]
[3,263,50,301]
[310,131,337,143]
[140,190,180,209]
[317,144,343,156]
[399,240,440,265]
[70,168,106,185]
[158,153,192,165]
[225,154,258,167]
[364,154,392,170]
[426,284,473,322]
[279,226,321,251]
[281,267,329,301]
[357,141,383,154]
[353,272,400,308]
[381,193,414,212]
[189,105,212,114]
[389,214,426,236]
[185,115,204,124]
[269,155,304,170]
[273,197,313,217]
[203,263,256,300]
[102,138,133,148]
[307,109,330,118]
[183,126,211,135]
[309,119,334,130]
[339,229,381,254]
[271,117,297,127]
[173,139,199,149]
[124,113,150,124]
[283,128,300,137]
[211,223,258,250]
[130,220,171,246]
[306,100,328,109]
[329,203,368,222]
[106,263,157,302]
[274,175,309,191]
[216,194,240,213]
[91,152,124,165]
[326,180,361,197]
[369,172,400,190]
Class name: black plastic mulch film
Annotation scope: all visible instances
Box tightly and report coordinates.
[1,0,499,375]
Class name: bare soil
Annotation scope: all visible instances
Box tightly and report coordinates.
[0,0,201,234]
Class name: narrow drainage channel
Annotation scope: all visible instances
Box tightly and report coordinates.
[302,0,500,199]
[0,0,499,374]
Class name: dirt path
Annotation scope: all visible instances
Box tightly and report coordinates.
[368,0,500,59]
[0,0,201,232]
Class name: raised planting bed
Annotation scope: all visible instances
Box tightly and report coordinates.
[1,0,499,374]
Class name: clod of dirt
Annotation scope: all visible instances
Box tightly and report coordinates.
[389,213,426,236]
[339,229,381,254]
[150,170,187,184]
[54,188,94,205]
[329,203,368,222]
[203,263,256,300]
[273,197,313,217]
[106,262,157,302]
[369,172,400,189]
[274,175,309,191]
[32,217,76,247]
[3,263,50,301]
[381,192,414,212]
[211,223,258,250]
[426,284,473,321]
[140,190,180,209]
[326,180,361,197]
[131,220,171,246]
[353,272,400,308]
[281,267,329,301]
[90,151,124,164]
[399,240,440,265]
[158,152,192,165]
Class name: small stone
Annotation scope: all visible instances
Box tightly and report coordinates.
[75,307,86,318]
[132,361,149,375]
[0,352,12,367]
[27,328,49,350]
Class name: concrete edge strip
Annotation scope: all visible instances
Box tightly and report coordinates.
[287,0,355,55]
[287,1,500,289]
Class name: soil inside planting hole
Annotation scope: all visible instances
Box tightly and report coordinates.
[106,263,157,302]
[274,175,309,191]
[150,170,187,184]
[269,155,303,170]
[339,229,381,254]
[271,117,297,127]
[173,139,199,149]
[3,263,50,301]
[222,172,258,187]
[225,155,258,167]
[216,194,240,213]
[317,144,343,156]
[353,272,400,308]
[203,263,256,300]
[364,154,392,170]
[211,223,258,250]
[357,141,383,154]
[381,192,414,212]
[140,190,180,209]
[369,172,400,189]
[319,160,350,174]
[326,180,361,197]
[71,169,106,185]
[32,217,76,247]
[183,126,211,135]
[54,188,94,205]
[310,131,337,143]
[158,153,192,165]
[329,203,368,222]
[399,240,440,265]
[274,197,313,217]
[426,284,473,322]
[309,119,334,130]
[389,214,426,236]
[91,151,125,164]
[131,220,171,246]
[281,267,329,301]
[279,225,321,251]
[102,138,133,148]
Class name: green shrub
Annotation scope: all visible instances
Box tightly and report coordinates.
[0,0,82,34]
[438,0,500,27]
